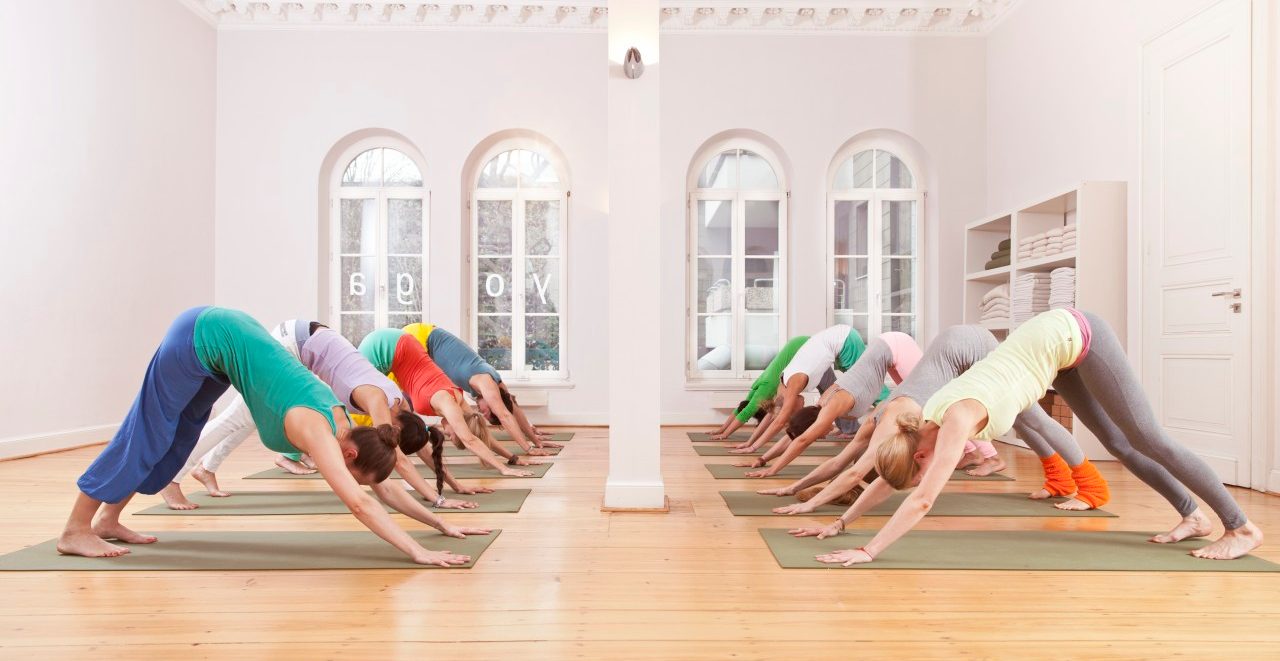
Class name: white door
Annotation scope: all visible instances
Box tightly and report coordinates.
[1140,0,1252,486]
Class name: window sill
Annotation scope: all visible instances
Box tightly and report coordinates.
[503,380,576,391]
[684,380,754,392]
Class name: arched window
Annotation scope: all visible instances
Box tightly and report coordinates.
[329,145,428,346]
[687,142,788,381]
[470,144,569,380]
[828,147,920,338]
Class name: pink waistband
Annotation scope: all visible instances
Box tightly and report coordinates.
[1065,307,1091,369]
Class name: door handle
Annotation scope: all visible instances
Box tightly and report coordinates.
[1210,288,1241,299]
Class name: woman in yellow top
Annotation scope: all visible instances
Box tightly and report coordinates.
[792,309,1263,563]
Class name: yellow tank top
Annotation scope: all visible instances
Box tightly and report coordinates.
[403,323,435,348]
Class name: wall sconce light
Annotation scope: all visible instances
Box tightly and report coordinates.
[623,47,645,79]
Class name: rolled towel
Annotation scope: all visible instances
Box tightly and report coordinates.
[989,248,1011,260]
[984,256,1011,270]
[997,238,1012,251]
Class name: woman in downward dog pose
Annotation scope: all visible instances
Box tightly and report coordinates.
[769,324,1106,516]
[59,307,489,562]
[359,328,538,477]
[730,325,871,454]
[161,320,487,510]
[798,309,1263,563]
[736,332,920,477]
[403,323,560,454]
[707,335,809,442]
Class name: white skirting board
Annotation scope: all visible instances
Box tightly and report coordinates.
[0,424,117,461]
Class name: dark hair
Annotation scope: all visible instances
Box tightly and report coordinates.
[734,399,766,424]
[348,424,401,483]
[395,410,429,455]
[426,426,445,494]
[787,405,823,440]
[479,388,517,426]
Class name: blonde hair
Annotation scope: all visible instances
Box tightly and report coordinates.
[459,409,497,450]
[875,413,924,490]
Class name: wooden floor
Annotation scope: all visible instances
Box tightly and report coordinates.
[1,427,1279,659]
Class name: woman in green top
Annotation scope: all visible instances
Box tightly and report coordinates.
[60,307,489,564]
[707,335,809,442]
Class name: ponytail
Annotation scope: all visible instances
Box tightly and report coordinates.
[428,426,445,495]
[874,413,923,490]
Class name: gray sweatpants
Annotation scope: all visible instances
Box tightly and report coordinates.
[1052,311,1246,529]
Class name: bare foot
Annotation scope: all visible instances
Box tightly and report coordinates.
[1029,487,1053,500]
[92,521,157,545]
[1191,521,1263,560]
[191,465,229,497]
[1053,497,1092,511]
[159,483,199,510]
[57,530,130,557]
[1151,509,1214,544]
[300,454,318,470]
[965,456,1007,477]
[276,457,317,475]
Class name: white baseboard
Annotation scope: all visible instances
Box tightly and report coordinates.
[526,412,609,426]
[602,479,667,509]
[1268,469,1280,495]
[0,424,116,461]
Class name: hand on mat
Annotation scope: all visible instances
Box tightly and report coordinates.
[437,498,478,510]
[745,467,777,478]
[526,448,552,457]
[443,526,493,539]
[789,522,842,539]
[501,468,535,477]
[730,442,753,450]
[756,486,795,497]
[537,441,564,449]
[511,456,545,467]
[414,550,471,566]
[452,486,495,495]
[733,458,766,469]
[710,432,729,440]
[816,548,873,566]
[772,502,814,515]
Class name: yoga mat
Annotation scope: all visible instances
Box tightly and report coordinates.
[720,491,1116,518]
[758,528,1280,572]
[244,462,554,480]
[687,431,844,443]
[134,489,531,516]
[0,530,502,572]
[694,443,845,457]
[444,443,561,457]
[493,431,574,442]
[704,463,1014,482]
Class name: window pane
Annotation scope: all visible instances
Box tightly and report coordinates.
[744,200,779,256]
[697,200,732,255]
[478,150,518,188]
[525,257,559,314]
[340,256,378,312]
[341,149,381,187]
[696,315,732,370]
[525,316,560,371]
[882,258,914,314]
[876,150,914,189]
[848,150,875,189]
[834,312,869,341]
[697,257,732,313]
[883,315,915,336]
[387,256,422,312]
[340,198,377,254]
[522,150,560,188]
[477,200,513,255]
[739,150,778,189]
[744,315,780,370]
[477,257,512,313]
[833,257,869,314]
[525,200,560,256]
[744,258,778,312]
[698,151,736,189]
[382,149,423,186]
[478,315,512,371]
[339,313,375,348]
[387,198,423,254]
[882,200,916,256]
[833,200,869,255]
[388,313,422,330]
[833,159,853,190]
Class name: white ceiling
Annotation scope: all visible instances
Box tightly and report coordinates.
[180,0,1021,33]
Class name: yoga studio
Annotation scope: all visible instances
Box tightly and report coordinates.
[2,0,1280,656]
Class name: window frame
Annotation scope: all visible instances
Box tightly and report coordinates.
[826,146,924,340]
[686,142,789,385]
[467,142,571,383]
[327,143,429,346]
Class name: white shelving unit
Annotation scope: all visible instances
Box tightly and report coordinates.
[962,182,1128,459]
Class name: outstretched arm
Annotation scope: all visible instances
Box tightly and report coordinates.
[474,378,541,454]
[787,475,899,539]
[392,449,477,509]
[761,419,874,499]
[437,395,533,476]
[510,401,559,448]
[749,394,850,477]
[734,384,802,454]
[369,480,491,538]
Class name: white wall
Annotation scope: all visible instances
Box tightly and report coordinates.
[659,33,988,423]
[0,0,216,457]
[214,30,609,423]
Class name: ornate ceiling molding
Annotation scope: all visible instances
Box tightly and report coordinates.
[179,1,1019,33]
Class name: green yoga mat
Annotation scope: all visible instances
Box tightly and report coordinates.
[244,462,554,480]
[758,528,1280,572]
[493,431,574,442]
[704,463,1014,482]
[0,530,503,572]
[720,491,1115,517]
[687,431,845,443]
[694,444,844,457]
[134,489,531,516]
[444,443,561,457]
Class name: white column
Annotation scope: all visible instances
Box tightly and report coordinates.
[603,0,665,509]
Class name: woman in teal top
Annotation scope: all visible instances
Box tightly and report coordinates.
[60,307,488,564]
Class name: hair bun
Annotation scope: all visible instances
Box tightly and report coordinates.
[376,424,399,449]
[895,413,921,434]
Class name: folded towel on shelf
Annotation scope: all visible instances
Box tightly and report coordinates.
[981,283,1009,305]
[1046,227,1065,238]
[997,238,1012,251]
[990,248,1011,260]
[984,256,1011,270]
